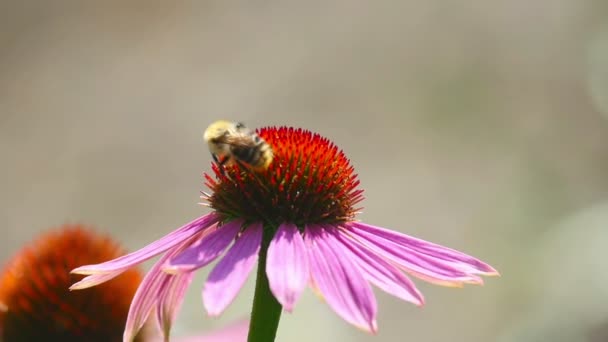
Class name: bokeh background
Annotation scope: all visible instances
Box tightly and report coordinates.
[1,1,608,341]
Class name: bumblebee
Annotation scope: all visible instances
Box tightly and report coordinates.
[203,120,273,172]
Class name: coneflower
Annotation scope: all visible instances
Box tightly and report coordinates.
[0,225,143,342]
[71,126,498,342]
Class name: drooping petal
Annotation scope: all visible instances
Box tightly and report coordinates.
[156,271,194,341]
[349,225,483,286]
[306,226,377,333]
[123,232,203,342]
[164,220,243,273]
[203,223,263,317]
[69,271,127,290]
[266,223,309,312]
[332,227,424,306]
[123,252,177,342]
[72,214,219,279]
[351,222,498,275]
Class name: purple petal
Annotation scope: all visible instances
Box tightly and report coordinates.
[69,271,125,290]
[203,223,263,317]
[306,226,377,333]
[266,223,309,312]
[164,220,243,273]
[348,225,483,286]
[156,271,194,341]
[351,222,498,275]
[71,214,219,279]
[124,232,203,342]
[333,227,424,306]
[123,249,179,342]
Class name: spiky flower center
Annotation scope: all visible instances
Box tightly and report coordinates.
[204,127,364,227]
[0,227,143,341]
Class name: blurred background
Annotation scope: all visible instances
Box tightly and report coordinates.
[1,1,607,341]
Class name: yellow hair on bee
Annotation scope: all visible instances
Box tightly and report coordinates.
[204,120,273,171]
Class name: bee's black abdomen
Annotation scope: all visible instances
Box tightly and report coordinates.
[232,144,262,166]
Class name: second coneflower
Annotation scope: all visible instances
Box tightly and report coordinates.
[71,125,498,342]
[0,225,144,342]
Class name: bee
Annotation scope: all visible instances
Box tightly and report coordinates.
[203,120,273,173]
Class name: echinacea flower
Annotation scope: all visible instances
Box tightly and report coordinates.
[0,225,144,342]
[71,126,498,341]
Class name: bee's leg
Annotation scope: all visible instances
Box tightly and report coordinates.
[215,154,236,180]
[235,159,270,191]
[235,160,248,171]
[212,154,226,176]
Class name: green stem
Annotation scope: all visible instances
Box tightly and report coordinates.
[247,226,282,342]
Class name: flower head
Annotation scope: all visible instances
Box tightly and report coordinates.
[206,126,363,226]
[71,126,498,338]
[0,225,144,341]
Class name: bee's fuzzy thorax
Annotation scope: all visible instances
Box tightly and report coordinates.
[204,126,364,227]
[204,120,273,172]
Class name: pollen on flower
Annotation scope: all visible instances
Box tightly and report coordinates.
[204,126,364,227]
[0,225,143,342]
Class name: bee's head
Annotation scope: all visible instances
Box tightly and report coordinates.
[203,120,233,143]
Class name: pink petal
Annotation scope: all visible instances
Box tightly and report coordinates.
[124,232,203,342]
[156,271,194,341]
[333,227,424,306]
[266,223,309,312]
[306,226,377,333]
[349,225,483,286]
[123,250,177,341]
[164,220,243,273]
[71,214,219,279]
[352,222,498,275]
[203,223,263,317]
[69,271,125,290]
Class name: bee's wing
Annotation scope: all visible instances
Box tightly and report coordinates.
[223,135,258,148]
